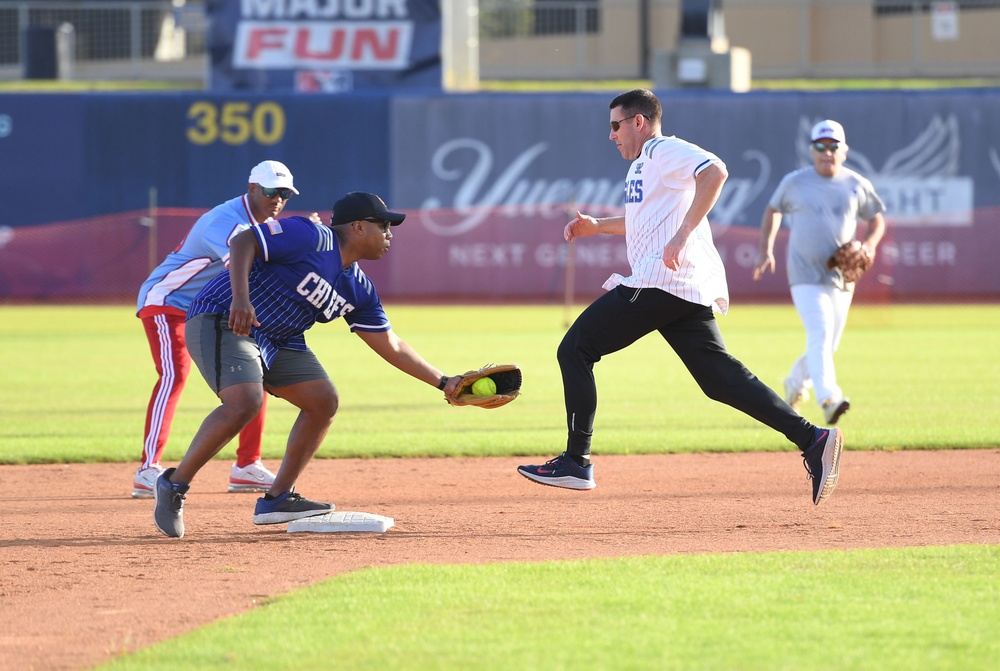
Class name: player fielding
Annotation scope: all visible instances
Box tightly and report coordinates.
[153,192,467,538]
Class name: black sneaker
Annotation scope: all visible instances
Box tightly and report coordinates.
[803,427,844,505]
[153,468,189,538]
[517,452,596,490]
[252,490,334,525]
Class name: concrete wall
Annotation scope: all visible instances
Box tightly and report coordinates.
[480,0,1000,81]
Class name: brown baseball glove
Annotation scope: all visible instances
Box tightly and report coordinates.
[826,240,873,284]
[445,363,522,409]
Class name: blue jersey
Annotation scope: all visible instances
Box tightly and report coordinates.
[189,216,390,367]
[137,194,259,313]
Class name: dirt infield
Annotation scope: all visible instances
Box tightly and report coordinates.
[2,450,998,671]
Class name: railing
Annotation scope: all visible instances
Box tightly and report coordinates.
[0,0,206,81]
[480,0,601,38]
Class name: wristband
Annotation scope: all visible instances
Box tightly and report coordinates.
[437,375,449,390]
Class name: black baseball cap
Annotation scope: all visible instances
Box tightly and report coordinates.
[330,192,406,227]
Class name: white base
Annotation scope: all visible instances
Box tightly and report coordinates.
[287,511,394,534]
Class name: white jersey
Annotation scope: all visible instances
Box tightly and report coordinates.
[137,194,260,313]
[603,135,730,314]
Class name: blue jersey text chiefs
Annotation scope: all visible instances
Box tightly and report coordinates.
[297,272,356,320]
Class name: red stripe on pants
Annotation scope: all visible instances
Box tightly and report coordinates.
[140,311,266,469]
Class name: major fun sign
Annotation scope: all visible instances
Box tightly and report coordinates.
[209,0,441,91]
[234,21,412,69]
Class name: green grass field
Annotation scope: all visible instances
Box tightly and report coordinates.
[1,303,997,465]
[103,546,1000,671]
[2,303,998,670]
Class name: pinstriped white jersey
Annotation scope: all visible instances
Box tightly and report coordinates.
[603,135,730,315]
[137,194,258,313]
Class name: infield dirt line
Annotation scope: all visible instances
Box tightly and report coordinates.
[1,450,997,671]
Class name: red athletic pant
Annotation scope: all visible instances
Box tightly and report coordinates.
[140,310,266,470]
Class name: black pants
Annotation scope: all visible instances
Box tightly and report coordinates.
[557,286,816,457]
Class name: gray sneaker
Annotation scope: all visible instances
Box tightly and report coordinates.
[252,489,334,525]
[153,468,190,538]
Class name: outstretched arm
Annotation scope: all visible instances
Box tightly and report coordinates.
[355,329,461,395]
[564,211,625,242]
[753,205,783,280]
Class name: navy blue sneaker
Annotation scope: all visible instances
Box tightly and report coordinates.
[252,489,334,525]
[517,452,596,490]
[153,468,189,538]
[803,427,844,505]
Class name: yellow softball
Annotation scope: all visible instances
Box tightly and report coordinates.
[471,377,497,397]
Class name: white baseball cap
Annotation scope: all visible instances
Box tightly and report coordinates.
[248,160,299,194]
[810,119,847,145]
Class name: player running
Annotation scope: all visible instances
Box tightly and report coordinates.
[517,89,844,505]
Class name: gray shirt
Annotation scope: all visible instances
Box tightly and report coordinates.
[769,166,885,287]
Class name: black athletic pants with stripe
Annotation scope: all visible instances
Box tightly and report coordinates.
[557,286,818,459]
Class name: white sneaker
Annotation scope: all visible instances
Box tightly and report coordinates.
[784,377,808,412]
[823,397,851,425]
[228,460,276,493]
[132,463,164,499]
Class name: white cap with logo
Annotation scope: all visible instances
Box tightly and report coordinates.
[810,120,847,145]
[248,160,299,194]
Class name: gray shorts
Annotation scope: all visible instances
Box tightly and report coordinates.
[185,313,328,393]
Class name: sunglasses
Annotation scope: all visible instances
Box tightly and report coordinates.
[369,219,392,232]
[610,114,643,132]
[811,141,841,153]
[259,186,293,200]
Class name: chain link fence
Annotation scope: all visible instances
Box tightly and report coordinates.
[0,0,206,81]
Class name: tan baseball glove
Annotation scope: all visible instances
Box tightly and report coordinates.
[445,364,522,409]
[826,240,873,284]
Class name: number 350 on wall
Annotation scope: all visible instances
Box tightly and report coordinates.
[187,101,285,145]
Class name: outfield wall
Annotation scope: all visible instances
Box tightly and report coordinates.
[2,205,997,304]
[2,89,999,301]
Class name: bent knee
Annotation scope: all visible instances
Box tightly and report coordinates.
[316,392,338,423]
[558,330,602,370]
[219,384,265,419]
[557,331,581,364]
[307,378,339,418]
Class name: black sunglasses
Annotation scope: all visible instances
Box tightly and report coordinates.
[610,114,644,132]
[259,186,293,200]
[811,141,841,153]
